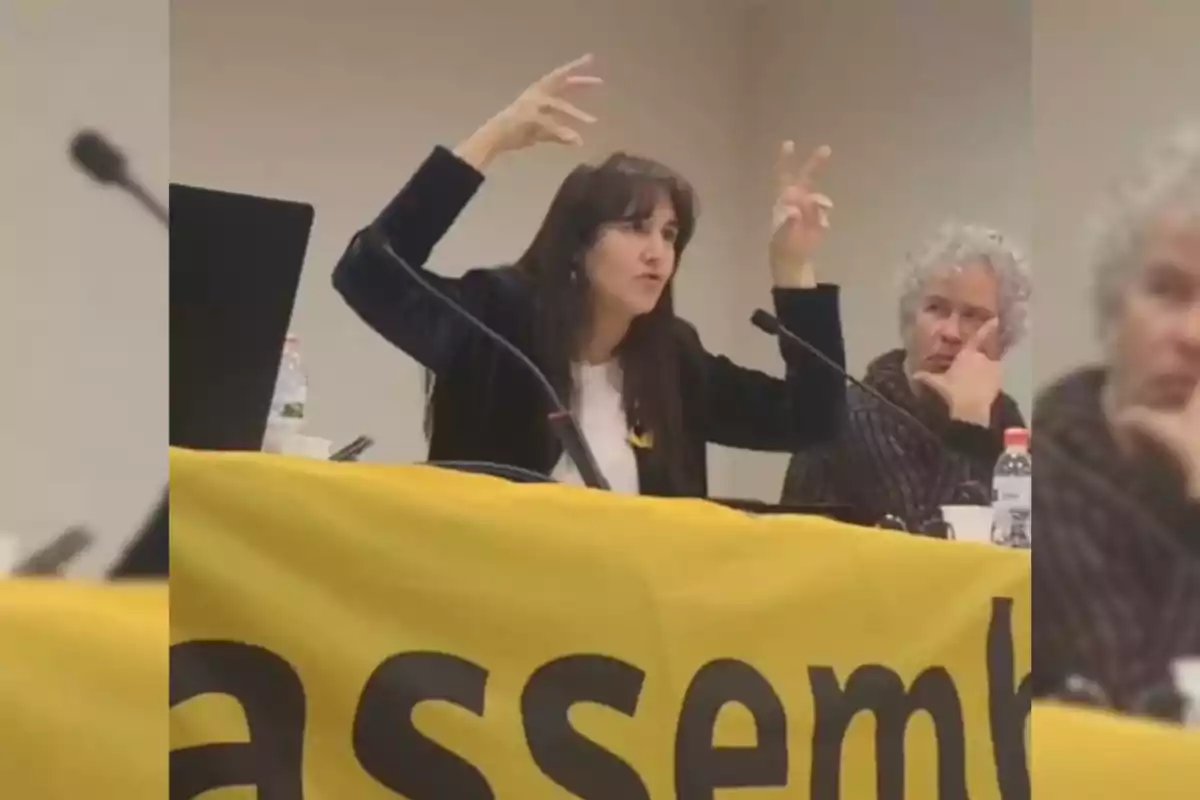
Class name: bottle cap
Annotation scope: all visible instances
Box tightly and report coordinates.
[1004,428,1030,448]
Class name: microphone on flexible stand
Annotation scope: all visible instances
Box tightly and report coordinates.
[362,226,611,491]
[69,129,168,226]
[750,309,991,528]
[424,461,559,484]
[750,309,945,448]
[67,128,169,578]
[329,435,375,462]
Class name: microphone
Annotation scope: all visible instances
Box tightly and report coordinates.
[750,309,944,448]
[12,526,94,576]
[69,129,168,226]
[425,461,557,484]
[330,435,375,462]
[363,226,611,491]
[67,128,169,578]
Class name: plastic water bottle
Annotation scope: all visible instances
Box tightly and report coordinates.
[992,427,1031,548]
[265,335,307,451]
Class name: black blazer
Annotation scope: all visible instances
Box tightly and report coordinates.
[333,146,847,497]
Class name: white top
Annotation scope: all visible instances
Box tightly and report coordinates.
[550,361,640,494]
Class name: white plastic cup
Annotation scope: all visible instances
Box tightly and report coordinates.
[1172,658,1200,727]
[940,505,995,544]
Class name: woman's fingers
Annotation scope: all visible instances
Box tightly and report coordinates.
[775,140,799,193]
[776,192,833,230]
[796,144,832,187]
[539,54,596,88]
[528,57,601,147]
[539,118,584,146]
[541,96,598,126]
[535,96,595,146]
[778,186,833,209]
[777,142,832,195]
[562,74,604,91]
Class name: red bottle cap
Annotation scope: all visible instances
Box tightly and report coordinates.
[1004,428,1030,449]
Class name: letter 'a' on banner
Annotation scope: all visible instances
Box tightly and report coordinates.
[0,580,167,797]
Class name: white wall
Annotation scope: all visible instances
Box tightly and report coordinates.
[170,0,754,494]
[0,0,168,575]
[1032,0,1200,384]
[724,0,1033,498]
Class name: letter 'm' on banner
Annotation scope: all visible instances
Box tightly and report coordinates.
[808,665,968,800]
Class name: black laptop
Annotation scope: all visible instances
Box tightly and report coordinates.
[168,184,314,451]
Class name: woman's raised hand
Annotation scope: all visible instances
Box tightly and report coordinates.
[454,55,603,171]
[769,140,833,287]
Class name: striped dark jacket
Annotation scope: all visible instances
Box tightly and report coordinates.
[1033,368,1200,721]
[781,348,1024,531]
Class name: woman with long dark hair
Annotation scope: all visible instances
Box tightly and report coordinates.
[333,54,847,498]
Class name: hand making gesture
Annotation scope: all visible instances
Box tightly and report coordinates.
[454,54,603,171]
[913,318,1003,427]
[769,140,833,287]
[1118,386,1200,501]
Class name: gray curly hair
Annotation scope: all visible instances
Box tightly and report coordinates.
[897,222,1032,353]
[1088,124,1200,335]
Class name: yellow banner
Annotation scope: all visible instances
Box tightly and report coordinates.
[3,450,1192,798]
[0,579,168,798]
[1029,703,1197,797]
[170,448,1033,799]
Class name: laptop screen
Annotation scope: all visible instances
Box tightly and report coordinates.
[168,184,314,451]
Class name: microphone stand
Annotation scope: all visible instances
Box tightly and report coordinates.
[122,178,169,226]
[364,226,610,491]
[12,527,94,576]
[67,128,170,579]
[751,309,942,447]
[108,492,169,578]
[425,461,555,484]
[751,309,996,533]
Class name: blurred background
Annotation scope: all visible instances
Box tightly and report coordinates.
[1032,0,1200,383]
[3,0,1197,571]
[0,0,167,575]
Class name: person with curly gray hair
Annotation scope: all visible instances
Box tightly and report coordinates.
[782,222,1031,531]
[1033,125,1200,723]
